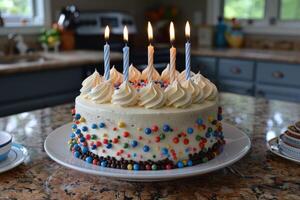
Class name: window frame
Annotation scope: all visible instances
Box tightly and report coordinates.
[207,0,300,35]
[0,0,51,35]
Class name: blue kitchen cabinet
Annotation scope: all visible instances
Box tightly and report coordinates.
[218,59,255,81]
[218,79,254,96]
[0,67,84,116]
[256,84,300,102]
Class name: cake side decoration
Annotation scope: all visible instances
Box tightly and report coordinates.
[165,81,193,108]
[112,81,138,106]
[110,66,123,85]
[89,80,114,103]
[182,79,204,103]
[161,64,179,83]
[128,64,141,82]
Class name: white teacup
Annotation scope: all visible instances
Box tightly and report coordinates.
[0,132,12,161]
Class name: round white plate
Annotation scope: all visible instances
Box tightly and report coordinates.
[267,137,300,164]
[44,122,251,182]
[0,143,28,173]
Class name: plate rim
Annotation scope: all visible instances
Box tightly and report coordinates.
[267,137,300,164]
[0,143,27,173]
[44,122,251,181]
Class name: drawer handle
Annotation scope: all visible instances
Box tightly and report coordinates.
[230,67,241,74]
[257,90,265,97]
[272,71,284,79]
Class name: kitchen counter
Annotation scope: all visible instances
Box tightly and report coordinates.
[0,50,122,76]
[0,93,300,199]
[190,48,300,64]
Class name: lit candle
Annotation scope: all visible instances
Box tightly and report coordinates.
[147,22,154,82]
[123,26,129,82]
[169,22,176,83]
[104,26,110,80]
[185,21,191,80]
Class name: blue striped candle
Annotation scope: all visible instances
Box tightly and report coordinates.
[104,42,110,80]
[123,44,129,82]
[185,41,191,80]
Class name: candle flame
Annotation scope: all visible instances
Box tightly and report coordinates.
[123,26,128,42]
[104,25,110,40]
[169,22,175,42]
[185,21,190,38]
[147,22,153,41]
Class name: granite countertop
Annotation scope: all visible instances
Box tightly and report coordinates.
[190,48,300,64]
[0,93,300,199]
[0,50,122,76]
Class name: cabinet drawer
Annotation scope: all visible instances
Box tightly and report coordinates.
[219,79,254,96]
[256,84,300,102]
[219,59,254,81]
[256,62,300,87]
[191,56,216,77]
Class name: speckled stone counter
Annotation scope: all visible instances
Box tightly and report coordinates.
[0,50,122,75]
[190,48,300,64]
[0,93,299,199]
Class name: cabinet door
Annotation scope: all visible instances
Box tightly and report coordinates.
[191,56,217,79]
[257,62,300,87]
[256,84,300,102]
[219,59,255,81]
[219,79,254,96]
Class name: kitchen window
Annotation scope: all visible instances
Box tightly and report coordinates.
[207,0,300,35]
[0,0,50,34]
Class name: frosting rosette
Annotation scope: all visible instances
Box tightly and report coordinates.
[129,64,141,82]
[177,70,195,82]
[161,64,179,83]
[138,82,166,109]
[164,81,192,108]
[89,80,114,104]
[141,65,160,81]
[80,70,101,98]
[110,66,123,85]
[192,73,218,101]
[112,81,138,106]
[181,79,204,103]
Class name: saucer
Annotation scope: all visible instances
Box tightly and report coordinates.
[0,143,28,173]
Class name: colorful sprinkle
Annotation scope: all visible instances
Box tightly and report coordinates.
[82,126,88,132]
[74,114,81,120]
[85,156,93,163]
[155,136,160,143]
[177,161,184,168]
[162,148,168,155]
[196,118,203,125]
[173,137,179,144]
[118,121,126,128]
[91,124,98,129]
[101,161,107,167]
[82,146,88,154]
[144,128,152,135]
[74,151,80,158]
[151,164,157,170]
[91,134,97,140]
[72,124,77,129]
[131,140,138,147]
[183,138,189,145]
[163,124,170,132]
[123,131,130,137]
[151,125,159,132]
[106,143,112,149]
[133,164,139,170]
[195,135,201,141]
[187,128,194,134]
[160,133,166,140]
[75,129,81,135]
[127,164,133,170]
[143,145,150,152]
[99,122,106,128]
[70,133,75,138]
[123,143,129,148]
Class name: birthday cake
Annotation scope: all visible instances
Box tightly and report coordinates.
[68,22,225,170]
[68,64,225,170]
[279,123,300,159]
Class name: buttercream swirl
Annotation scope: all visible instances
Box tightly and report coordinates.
[138,82,166,109]
[110,66,123,85]
[181,79,204,103]
[177,70,195,82]
[80,70,101,98]
[112,81,138,106]
[89,80,114,103]
[129,64,141,82]
[164,81,192,108]
[192,73,218,101]
[161,64,180,83]
[141,65,160,81]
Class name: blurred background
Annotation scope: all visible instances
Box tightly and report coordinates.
[0,0,300,116]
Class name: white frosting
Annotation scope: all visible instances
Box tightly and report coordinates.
[138,82,166,109]
[129,64,141,82]
[110,66,123,85]
[177,70,195,82]
[192,73,218,101]
[112,81,138,106]
[164,81,193,108]
[89,80,114,103]
[161,64,179,82]
[80,70,101,98]
[141,65,160,81]
[181,79,205,103]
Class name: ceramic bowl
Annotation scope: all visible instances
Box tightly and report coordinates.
[0,132,12,161]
